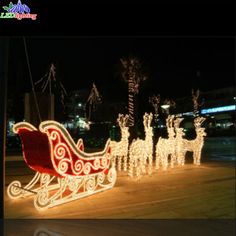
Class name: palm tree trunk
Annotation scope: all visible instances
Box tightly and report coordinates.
[128,78,134,127]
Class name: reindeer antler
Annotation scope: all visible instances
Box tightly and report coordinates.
[123,114,129,127]
[143,113,153,128]
[194,117,206,128]
[166,115,175,128]
[117,114,124,127]
[174,117,184,128]
[117,113,129,128]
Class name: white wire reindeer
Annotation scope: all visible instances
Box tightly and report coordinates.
[155,115,176,170]
[129,113,153,178]
[110,114,130,171]
[174,117,185,166]
[182,117,206,165]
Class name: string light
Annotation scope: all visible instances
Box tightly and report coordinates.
[7,120,117,210]
[110,114,130,171]
[155,116,206,170]
[129,113,153,178]
[174,117,185,166]
[182,117,206,165]
[155,115,176,170]
[120,57,147,127]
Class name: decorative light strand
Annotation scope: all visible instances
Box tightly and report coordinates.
[110,114,130,171]
[7,120,117,210]
[182,117,206,165]
[128,113,153,178]
[155,115,176,170]
[120,57,147,127]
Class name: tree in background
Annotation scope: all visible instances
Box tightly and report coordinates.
[192,89,204,117]
[120,57,147,127]
[86,82,102,122]
[149,94,161,123]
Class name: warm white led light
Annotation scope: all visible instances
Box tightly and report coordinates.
[129,113,153,178]
[174,117,185,166]
[110,114,130,171]
[155,115,176,170]
[182,117,206,165]
[7,120,117,210]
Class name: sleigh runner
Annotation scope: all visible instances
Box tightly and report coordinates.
[7,121,117,210]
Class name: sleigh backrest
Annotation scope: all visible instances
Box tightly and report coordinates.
[14,121,112,178]
[13,123,62,177]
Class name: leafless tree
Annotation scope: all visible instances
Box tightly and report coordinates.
[86,83,102,121]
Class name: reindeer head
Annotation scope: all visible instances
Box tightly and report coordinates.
[174,117,184,129]
[117,114,130,139]
[143,113,153,128]
[117,114,129,128]
[194,117,206,129]
[197,128,207,137]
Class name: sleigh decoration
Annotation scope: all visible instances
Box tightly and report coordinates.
[7,121,117,210]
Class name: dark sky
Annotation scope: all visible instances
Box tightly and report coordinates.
[8,37,235,103]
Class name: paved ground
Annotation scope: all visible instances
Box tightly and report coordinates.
[3,137,235,235]
[4,137,236,220]
[4,161,235,219]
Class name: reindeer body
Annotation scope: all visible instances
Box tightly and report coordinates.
[110,114,130,171]
[129,113,153,178]
[173,118,185,166]
[155,115,176,170]
[182,117,206,165]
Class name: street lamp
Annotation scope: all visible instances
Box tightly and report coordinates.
[161,104,170,115]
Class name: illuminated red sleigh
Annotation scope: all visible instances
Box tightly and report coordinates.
[7,121,117,210]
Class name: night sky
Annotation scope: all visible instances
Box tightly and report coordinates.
[8,37,234,103]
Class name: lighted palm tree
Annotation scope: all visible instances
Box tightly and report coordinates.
[149,94,161,122]
[86,83,102,121]
[192,89,204,117]
[120,57,147,126]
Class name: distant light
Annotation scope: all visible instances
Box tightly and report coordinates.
[201,105,236,114]
[182,111,194,116]
[161,104,170,109]
[78,103,82,107]
[234,97,236,100]
[76,115,79,118]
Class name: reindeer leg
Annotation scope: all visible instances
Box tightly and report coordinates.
[128,156,134,178]
[155,150,160,169]
[118,156,122,171]
[123,155,128,171]
[148,154,153,175]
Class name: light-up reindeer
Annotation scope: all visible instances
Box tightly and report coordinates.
[173,117,185,166]
[128,113,153,178]
[155,115,176,170]
[110,114,130,171]
[182,117,206,165]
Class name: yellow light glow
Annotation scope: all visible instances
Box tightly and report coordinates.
[110,114,130,171]
[129,113,153,178]
[174,117,185,166]
[155,115,176,170]
[155,116,206,170]
[182,117,206,165]
[7,120,117,210]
